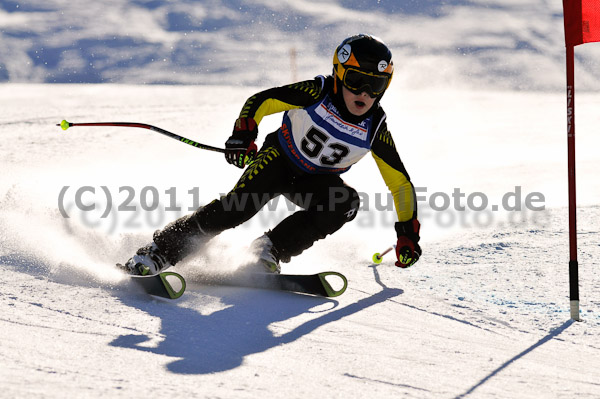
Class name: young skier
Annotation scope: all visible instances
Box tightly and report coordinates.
[123,34,421,275]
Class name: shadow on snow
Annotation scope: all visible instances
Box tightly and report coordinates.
[454,319,576,399]
[110,267,403,375]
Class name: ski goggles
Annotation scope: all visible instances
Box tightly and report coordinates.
[342,68,390,98]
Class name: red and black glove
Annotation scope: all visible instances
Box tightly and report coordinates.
[225,117,258,168]
[394,219,421,268]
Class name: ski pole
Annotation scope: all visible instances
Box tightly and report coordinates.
[372,245,396,264]
[57,119,241,155]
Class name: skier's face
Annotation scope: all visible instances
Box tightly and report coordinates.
[342,85,376,116]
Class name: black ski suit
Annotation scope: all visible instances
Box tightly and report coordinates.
[152,75,417,265]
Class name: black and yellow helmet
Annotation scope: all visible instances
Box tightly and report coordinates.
[333,34,394,98]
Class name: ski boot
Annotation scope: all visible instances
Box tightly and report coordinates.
[250,234,281,274]
[122,242,171,276]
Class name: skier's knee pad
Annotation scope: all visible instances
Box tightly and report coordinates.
[310,185,359,235]
[326,185,360,220]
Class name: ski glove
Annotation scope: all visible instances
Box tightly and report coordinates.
[225,117,258,168]
[395,219,421,268]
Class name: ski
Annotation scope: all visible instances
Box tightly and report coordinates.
[129,271,186,299]
[198,271,348,297]
[116,262,186,299]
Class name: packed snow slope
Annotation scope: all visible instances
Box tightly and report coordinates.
[1,83,600,398]
[1,0,600,90]
[2,0,600,398]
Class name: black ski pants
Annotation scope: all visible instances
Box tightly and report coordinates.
[153,133,360,264]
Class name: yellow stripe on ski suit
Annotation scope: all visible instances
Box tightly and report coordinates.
[245,99,301,125]
[372,152,415,222]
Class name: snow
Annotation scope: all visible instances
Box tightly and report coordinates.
[2,1,600,398]
[2,0,600,90]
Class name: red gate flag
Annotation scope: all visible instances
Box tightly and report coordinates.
[562,0,600,321]
[563,0,600,46]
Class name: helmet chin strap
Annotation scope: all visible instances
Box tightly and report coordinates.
[332,68,340,94]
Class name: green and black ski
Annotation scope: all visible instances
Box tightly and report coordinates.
[123,269,186,299]
[116,262,186,300]
[118,264,345,299]
[198,271,348,297]
[131,272,186,299]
